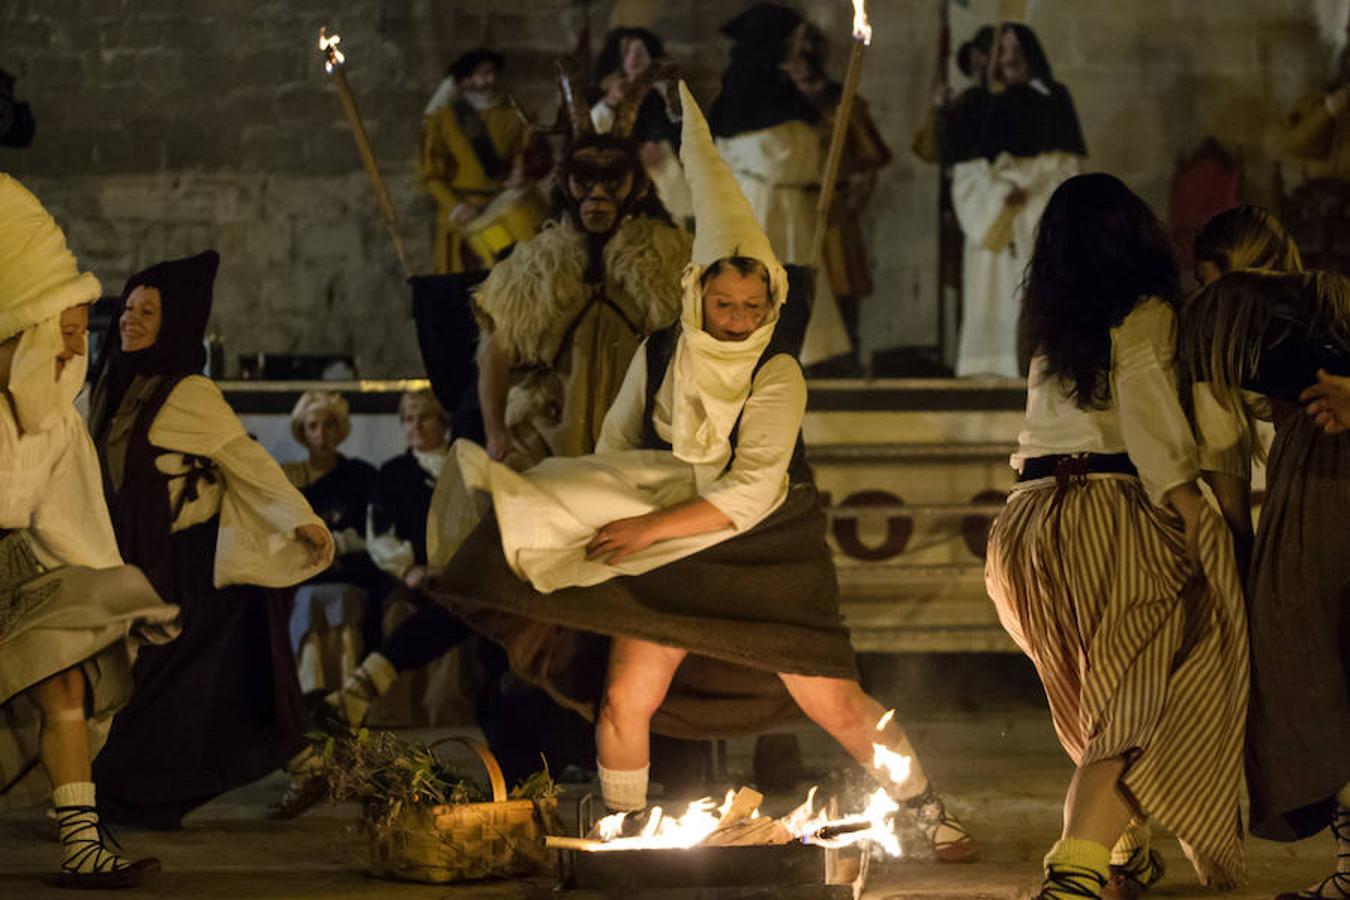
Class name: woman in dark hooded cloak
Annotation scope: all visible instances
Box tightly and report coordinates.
[87,251,333,829]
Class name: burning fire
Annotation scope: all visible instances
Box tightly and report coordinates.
[852,0,873,45]
[584,711,910,858]
[318,27,345,73]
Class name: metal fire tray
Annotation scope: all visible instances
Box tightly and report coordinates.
[554,841,836,891]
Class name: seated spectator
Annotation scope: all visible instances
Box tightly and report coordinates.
[363,389,471,727]
[282,391,383,695]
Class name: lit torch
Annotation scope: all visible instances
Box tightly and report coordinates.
[317,27,412,279]
[811,0,873,266]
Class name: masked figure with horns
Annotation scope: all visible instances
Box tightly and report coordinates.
[399,82,979,862]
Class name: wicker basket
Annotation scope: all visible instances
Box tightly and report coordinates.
[366,737,557,883]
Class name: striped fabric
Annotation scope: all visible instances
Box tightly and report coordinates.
[985,473,1249,889]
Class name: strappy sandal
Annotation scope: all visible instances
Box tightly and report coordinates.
[51,804,161,890]
[265,773,328,821]
[1029,864,1108,899]
[1276,802,1350,900]
[1103,847,1165,900]
[903,785,978,862]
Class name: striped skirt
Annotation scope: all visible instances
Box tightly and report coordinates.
[985,474,1248,888]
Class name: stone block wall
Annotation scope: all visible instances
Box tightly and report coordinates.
[0,0,1333,375]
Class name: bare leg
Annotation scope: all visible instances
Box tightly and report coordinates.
[31,667,89,788]
[596,638,687,771]
[31,666,159,886]
[777,673,928,796]
[1062,758,1134,848]
[779,673,976,862]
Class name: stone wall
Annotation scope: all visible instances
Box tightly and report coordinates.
[0,0,1333,375]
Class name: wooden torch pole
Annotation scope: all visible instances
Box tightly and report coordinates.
[319,29,412,279]
[810,6,871,267]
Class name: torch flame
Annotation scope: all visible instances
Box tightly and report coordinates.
[851,0,873,45]
[318,27,345,74]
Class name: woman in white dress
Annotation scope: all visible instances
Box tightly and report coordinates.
[0,175,178,888]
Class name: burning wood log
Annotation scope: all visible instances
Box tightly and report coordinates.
[702,816,793,847]
[713,786,763,830]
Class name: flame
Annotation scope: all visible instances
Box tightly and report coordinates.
[851,0,873,45]
[587,796,727,851]
[872,741,912,788]
[318,28,345,74]
[583,715,915,858]
[804,788,901,857]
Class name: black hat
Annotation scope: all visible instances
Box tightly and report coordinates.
[449,48,505,81]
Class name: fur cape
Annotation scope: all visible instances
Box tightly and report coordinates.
[474,215,692,365]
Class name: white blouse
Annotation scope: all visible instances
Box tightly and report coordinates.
[596,344,807,531]
[1011,298,1199,505]
[1191,383,1272,481]
[0,402,123,571]
[146,376,332,588]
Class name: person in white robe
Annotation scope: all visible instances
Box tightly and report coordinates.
[0,174,178,889]
[951,22,1085,378]
[708,3,852,368]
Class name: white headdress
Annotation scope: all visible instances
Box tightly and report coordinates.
[668,81,790,486]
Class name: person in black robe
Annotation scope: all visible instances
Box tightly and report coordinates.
[88,251,332,829]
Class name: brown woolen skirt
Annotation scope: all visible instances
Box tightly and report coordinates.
[424,483,859,741]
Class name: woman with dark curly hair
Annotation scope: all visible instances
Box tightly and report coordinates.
[986,173,1249,899]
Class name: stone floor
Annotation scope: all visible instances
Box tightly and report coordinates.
[0,705,1333,900]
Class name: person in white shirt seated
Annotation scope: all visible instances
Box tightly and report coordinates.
[984,173,1248,900]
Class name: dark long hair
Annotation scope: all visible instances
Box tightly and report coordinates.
[594,28,665,82]
[1021,173,1179,408]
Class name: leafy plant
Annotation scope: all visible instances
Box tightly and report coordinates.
[312,731,559,828]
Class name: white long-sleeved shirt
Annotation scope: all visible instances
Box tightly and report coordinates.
[146,376,332,587]
[0,402,123,570]
[596,343,807,532]
[1011,298,1199,505]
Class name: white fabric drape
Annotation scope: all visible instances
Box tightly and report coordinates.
[951,150,1080,377]
[147,375,332,588]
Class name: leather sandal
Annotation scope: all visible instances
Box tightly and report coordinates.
[51,805,161,890]
[1103,847,1165,900]
[903,786,978,863]
[266,773,328,821]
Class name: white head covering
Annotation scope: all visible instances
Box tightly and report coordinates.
[670,81,790,485]
[0,175,100,433]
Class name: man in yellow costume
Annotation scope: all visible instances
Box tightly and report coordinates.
[418,48,530,273]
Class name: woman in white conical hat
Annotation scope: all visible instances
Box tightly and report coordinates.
[0,174,178,889]
[364,82,978,860]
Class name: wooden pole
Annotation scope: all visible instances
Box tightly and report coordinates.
[322,38,412,279]
[811,36,866,267]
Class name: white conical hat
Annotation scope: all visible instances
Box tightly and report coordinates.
[677,81,788,309]
[0,174,101,342]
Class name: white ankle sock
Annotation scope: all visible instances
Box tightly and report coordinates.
[52,783,126,874]
[598,763,648,812]
[51,781,95,809]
